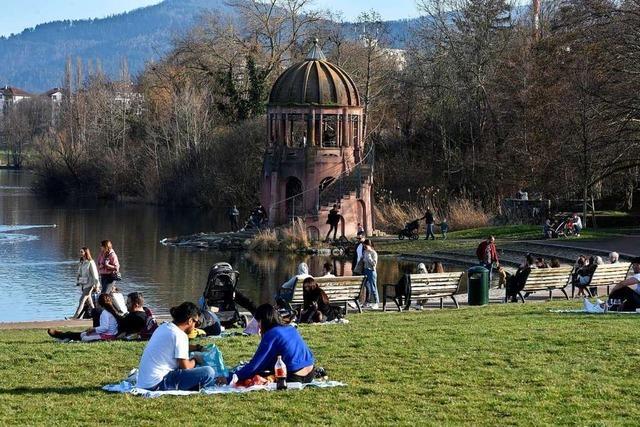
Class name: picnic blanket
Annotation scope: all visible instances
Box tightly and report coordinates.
[102,370,345,398]
[549,298,640,314]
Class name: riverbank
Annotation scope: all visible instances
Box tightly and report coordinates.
[2,302,639,425]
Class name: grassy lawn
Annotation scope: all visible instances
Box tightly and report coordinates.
[2,302,640,425]
[376,225,632,255]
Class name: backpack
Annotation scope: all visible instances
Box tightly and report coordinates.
[139,307,159,340]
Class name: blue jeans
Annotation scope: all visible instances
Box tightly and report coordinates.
[364,268,379,304]
[482,262,493,282]
[154,367,217,391]
[425,224,435,240]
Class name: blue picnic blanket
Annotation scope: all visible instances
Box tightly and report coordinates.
[102,370,345,398]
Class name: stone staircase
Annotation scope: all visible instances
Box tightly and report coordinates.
[318,165,371,211]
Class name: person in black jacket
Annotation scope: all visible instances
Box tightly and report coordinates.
[325,204,341,242]
[506,254,536,302]
[117,292,148,336]
[298,277,340,323]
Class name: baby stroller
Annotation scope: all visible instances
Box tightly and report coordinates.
[554,215,575,238]
[201,262,248,329]
[398,219,420,240]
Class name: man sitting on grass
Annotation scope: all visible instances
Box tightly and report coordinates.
[117,292,148,337]
[136,302,223,391]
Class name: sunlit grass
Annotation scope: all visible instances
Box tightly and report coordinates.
[1,302,639,425]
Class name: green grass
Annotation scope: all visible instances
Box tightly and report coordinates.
[377,238,477,255]
[376,225,633,255]
[2,302,640,425]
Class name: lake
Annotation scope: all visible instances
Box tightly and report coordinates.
[0,170,412,322]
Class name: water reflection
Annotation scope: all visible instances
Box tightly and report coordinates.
[0,170,416,322]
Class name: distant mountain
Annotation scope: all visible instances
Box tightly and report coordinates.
[0,0,417,92]
[0,0,235,92]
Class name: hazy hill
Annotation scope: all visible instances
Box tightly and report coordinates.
[0,0,416,92]
[0,0,234,92]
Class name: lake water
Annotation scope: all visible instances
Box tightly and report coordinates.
[0,170,412,322]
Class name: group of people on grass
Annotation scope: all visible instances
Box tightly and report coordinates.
[543,213,583,239]
[135,302,316,391]
[48,240,157,342]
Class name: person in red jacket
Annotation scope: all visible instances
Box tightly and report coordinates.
[476,236,499,279]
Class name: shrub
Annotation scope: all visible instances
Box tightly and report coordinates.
[374,197,490,232]
[279,218,310,251]
[249,229,279,252]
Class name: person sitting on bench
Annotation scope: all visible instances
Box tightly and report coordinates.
[136,302,223,391]
[607,257,640,311]
[394,263,428,308]
[506,254,536,302]
[276,263,311,307]
[298,277,340,323]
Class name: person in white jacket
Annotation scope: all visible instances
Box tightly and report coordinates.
[48,294,120,341]
[72,247,100,319]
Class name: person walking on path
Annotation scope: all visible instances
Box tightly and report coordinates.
[362,239,380,309]
[71,247,100,319]
[228,205,240,231]
[420,208,436,240]
[476,236,499,280]
[325,204,341,242]
[97,240,120,294]
[439,218,449,240]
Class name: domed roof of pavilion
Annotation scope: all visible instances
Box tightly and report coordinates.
[269,40,361,107]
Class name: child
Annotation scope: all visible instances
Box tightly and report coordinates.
[439,218,449,240]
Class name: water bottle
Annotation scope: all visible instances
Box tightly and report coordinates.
[275,355,287,390]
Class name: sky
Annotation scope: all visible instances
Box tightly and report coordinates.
[0,0,164,37]
[0,0,421,37]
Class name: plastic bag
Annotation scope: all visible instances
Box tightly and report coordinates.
[195,343,228,377]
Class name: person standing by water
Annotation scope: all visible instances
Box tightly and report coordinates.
[325,204,341,242]
[97,240,120,294]
[228,205,240,231]
[71,247,100,319]
[420,208,436,240]
[362,239,380,309]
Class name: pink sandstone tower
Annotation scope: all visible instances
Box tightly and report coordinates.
[260,40,374,239]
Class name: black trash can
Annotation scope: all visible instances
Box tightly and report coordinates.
[467,266,490,306]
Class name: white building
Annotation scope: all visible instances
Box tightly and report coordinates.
[0,86,32,115]
[44,88,63,104]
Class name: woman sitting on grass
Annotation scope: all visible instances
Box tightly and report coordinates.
[48,294,119,341]
[232,304,315,384]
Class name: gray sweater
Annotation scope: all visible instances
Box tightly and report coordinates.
[363,249,378,270]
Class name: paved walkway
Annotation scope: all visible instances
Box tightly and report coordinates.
[540,236,639,256]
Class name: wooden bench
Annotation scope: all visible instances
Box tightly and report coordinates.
[571,262,632,297]
[383,272,463,311]
[290,276,366,314]
[508,266,573,303]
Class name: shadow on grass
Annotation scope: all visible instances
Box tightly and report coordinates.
[0,386,100,395]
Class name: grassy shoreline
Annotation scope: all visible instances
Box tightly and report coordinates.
[2,302,639,425]
[374,224,634,255]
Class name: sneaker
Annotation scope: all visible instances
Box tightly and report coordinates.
[370,304,379,310]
